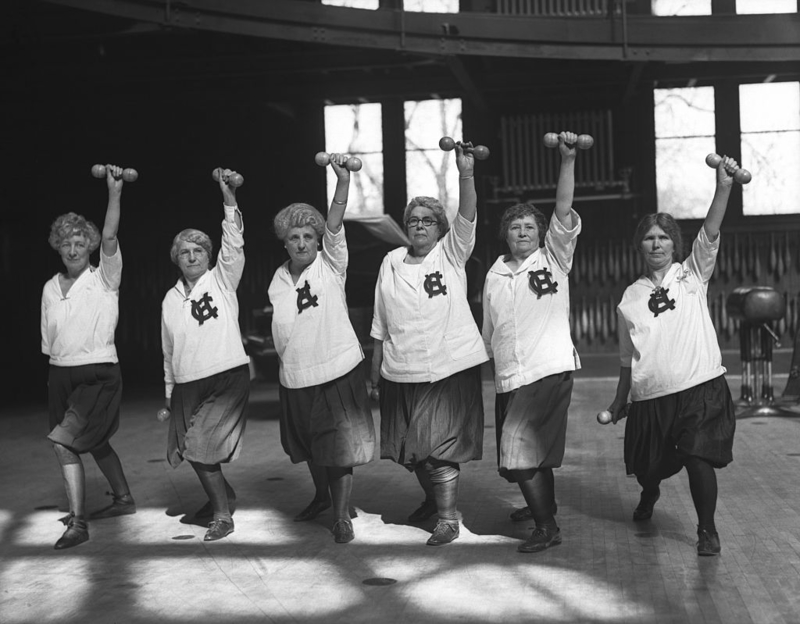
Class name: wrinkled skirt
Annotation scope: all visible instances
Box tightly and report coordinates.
[47,363,122,453]
[279,363,376,467]
[168,365,250,468]
[624,375,736,482]
[380,366,484,471]
[495,371,573,482]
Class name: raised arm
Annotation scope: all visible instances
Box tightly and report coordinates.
[216,168,241,227]
[101,164,124,257]
[456,143,477,223]
[326,153,351,234]
[554,132,577,229]
[702,156,737,241]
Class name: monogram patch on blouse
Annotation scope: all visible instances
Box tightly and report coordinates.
[648,286,676,317]
[296,280,319,313]
[528,268,558,298]
[423,271,448,298]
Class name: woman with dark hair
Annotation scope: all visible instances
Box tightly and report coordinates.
[606,156,741,557]
[41,164,135,550]
[268,153,375,544]
[160,168,250,542]
[482,132,581,553]
[370,143,488,546]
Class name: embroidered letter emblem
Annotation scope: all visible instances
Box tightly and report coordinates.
[648,286,676,317]
[296,280,319,313]
[191,292,219,326]
[423,271,448,299]
[528,268,558,298]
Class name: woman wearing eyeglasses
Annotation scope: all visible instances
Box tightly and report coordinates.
[370,143,488,546]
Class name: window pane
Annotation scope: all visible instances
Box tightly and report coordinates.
[656,137,717,219]
[324,103,384,217]
[322,0,379,8]
[404,0,459,11]
[740,82,800,132]
[737,0,797,14]
[405,99,462,223]
[740,82,800,215]
[652,0,711,15]
[654,87,715,138]
[654,87,716,218]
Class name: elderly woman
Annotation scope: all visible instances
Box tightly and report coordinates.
[41,164,136,550]
[607,157,740,557]
[370,143,488,546]
[160,168,250,542]
[268,153,376,544]
[482,132,580,554]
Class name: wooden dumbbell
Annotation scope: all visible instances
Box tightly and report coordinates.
[543,133,594,150]
[212,168,244,188]
[91,164,138,182]
[314,152,363,172]
[438,136,490,160]
[705,154,752,184]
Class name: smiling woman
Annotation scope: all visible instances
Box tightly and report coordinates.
[41,164,136,551]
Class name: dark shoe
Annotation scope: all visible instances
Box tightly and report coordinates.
[697,528,721,556]
[518,526,562,553]
[633,488,660,521]
[195,497,237,519]
[55,516,89,550]
[58,511,74,526]
[293,499,331,522]
[204,518,234,542]
[332,519,355,544]
[408,499,438,523]
[89,493,136,520]
[510,501,558,522]
[426,520,460,546]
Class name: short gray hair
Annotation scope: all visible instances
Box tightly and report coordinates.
[402,196,450,240]
[273,203,325,241]
[170,229,213,266]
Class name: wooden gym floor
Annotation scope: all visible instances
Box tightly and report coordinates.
[1,352,799,624]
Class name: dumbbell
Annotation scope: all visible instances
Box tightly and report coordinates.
[212,168,244,188]
[543,133,594,150]
[314,152,363,172]
[438,136,490,160]
[705,154,752,184]
[91,164,138,182]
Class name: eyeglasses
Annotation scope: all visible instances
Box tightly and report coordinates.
[406,217,438,228]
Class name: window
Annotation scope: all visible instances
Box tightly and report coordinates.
[651,0,710,16]
[324,103,384,217]
[322,0,379,8]
[404,0,458,11]
[740,82,800,216]
[404,98,463,223]
[736,0,797,14]
[654,87,716,219]
[323,0,458,9]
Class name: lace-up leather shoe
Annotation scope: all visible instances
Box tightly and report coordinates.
[517,526,562,553]
[426,520,459,546]
[294,499,331,522]
[633,488,660,521]
[204,518,234,541]
[697,528,721,556]
[408,499,438,523]
[55,516,89,550]
[90,493,136,519]
[332,519,355,543]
